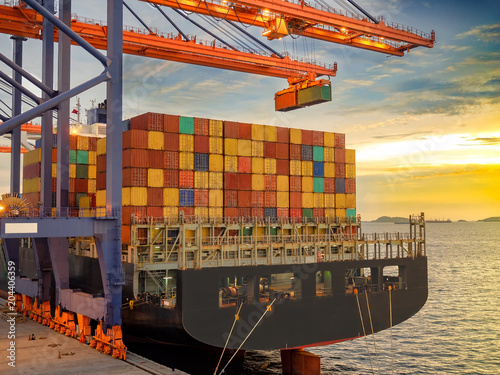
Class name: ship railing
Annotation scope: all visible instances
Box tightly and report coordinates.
[0,207,120,219]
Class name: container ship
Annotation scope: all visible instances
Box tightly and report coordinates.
[1,112,427,374]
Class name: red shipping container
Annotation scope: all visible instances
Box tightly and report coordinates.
[276,143,289,159]
[264,142,277,158]
[147,206,163,218]
[238,173,252,190]
[224,207,239,218]
[148,150,164,169]
[264,175,277,190]
[164,114,180,133]
[238,157,251,174]
[149,113,165,131]
[265,191,276,207]
[346,178,356,193]
[313,208,324,218]
[275,91,298,112]
[313,131,324,146]
[68,192,76,207]
[195,189,209,206]
[290,192,302,208]
[290,176,302,192]
[289,208,302,218]
[179,207,194,216]
[96,155,106,173]
[164,170,179,188]
[164,151,179,170]
[75,178,88,193]
[224,190,238,207]
[252,191,264,207]
[164,133,180,151]
[179,170,194,188]
[122,225,131,245]
[276,159,289,176]
[69,135,77,150]
[123,168,147,187]
[69,178,76,192]
[131,112,163,131]
[335,148,346,164]
[97,173,106,190]
[276,127,289,143]
[290,144,301,160]
[224,173,239,190]
[52,148,57,163]
[130,113,148,130]
[147,187,163,206]
[194,135,210,153]
[23,163,40,179]
[23,192,39,207]
[123,149,148,168]
[334,133,346,148]
[238,207,252,217]
[88,137,97,151]
[123,206,147,225]
[224,121,239,138]
[123,130,148,149]
[277,208,289,218]
[302,130,313,145]
[252,207,264,218]
[324,178,335,193]
[335,163,346,178]
[238,122,252,140]
[238,190,252,207]
[52,178,57,192]
[194,118,209,135]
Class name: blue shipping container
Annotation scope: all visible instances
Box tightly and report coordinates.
[313,162,324,177]
[194,153,209,171]
[264,207,277,218]
[335,178,346,194]
[179,189,194,206]
[301,145,313,161]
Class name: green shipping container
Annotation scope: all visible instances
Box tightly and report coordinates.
[241,227,252,237]
[69,150,77,164]
[77,150,89,164]
[346,208,356,219]
[76,164,88,179]
[313,177,324,193]
[313,146,324,162]
[297,85,331,107]
[266,227,278,236]
[179,116,195,134]
[76,192,87,202]
[302,208,314,218]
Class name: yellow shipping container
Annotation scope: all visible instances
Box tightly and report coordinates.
[324,132,335,147]
[302,192,314,207]
[96,189,106,207]
[277,192,289,208]
[251,124,265,140]
[238,139,252,156]
[163,206,178,217]
[251,141,264,157]
[77,136,89,150]
[252,157,264,174]
[290,160,301,176]
[195,207,209,217]
[345,149,355,164]
[163,188,179,206]
[79,196,91,208]
[264,125,277,142]
[88,179,97,194]
[209,172,223,189]
[69,164,76,179]
[179,152,194,170]
[336,194,346,209]
[195,171,209,189]
[148,169,164,187]
[209,119,223,137]
[209,137,223,154]
[277,175,289,191]
[23,177,40,194]
[345,194,356,208]
[302,161,313,176]
[346,164,356,178]
[209,154,224,171]
[264,158,276,174]
[224,155,238,172]
[209,207,223,218]
[23,148,41,166]
[324,162,335,178]
[148,131,164,150]
[122,187,131,206]
[130,187,147,206]
[314,193,325,208]
[290,128,302,144]
[224,138,238,155]
[88,151,97,165]
[324,147,335,162]
[336,209,346,218]
[209,189,224,207]
[179,134,194,152]
[88,165,97,179]
[97,138,106,156]
[302,177,314,192]
[325,194,336,209]
[52,163,57,178]
[252,174,265,190]
[325,208,336,217]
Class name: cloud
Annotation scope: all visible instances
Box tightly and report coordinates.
[457,23,500,43]
[467,137,500,146]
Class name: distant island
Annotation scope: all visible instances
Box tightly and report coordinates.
[478,217,500,222]
[371,216,409,224]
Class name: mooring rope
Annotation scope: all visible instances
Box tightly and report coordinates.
[389,285,394,375]
[218,298,277,374]
[213,302,244,375]
[365,291,381,374]
[355,289,375,375]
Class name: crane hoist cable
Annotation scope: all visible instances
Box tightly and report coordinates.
[200,15,256,52]
[173,0,203,15]
[151,2,190,41]
[231,3,260,29]
[203,0,232,22]
[123,1,154,34]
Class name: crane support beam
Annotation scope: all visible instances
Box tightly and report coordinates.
[0,4,336,79]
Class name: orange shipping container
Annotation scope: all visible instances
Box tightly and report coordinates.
[264,125,277,142]
[238,139,252,156]
[252,157,264,174]
[224,138,238,155]
[130,187,148,206]
[251,124,265,140]
[290,128,302,144]
[345,149,355,164]
[148,169,164,187]
[123,130,148,149]
[69,164,76,179]
[277,175,289,191]
[52,163,57,178]
[336,194,346,209]
[148,131,164,150]
[345,194,356,208]
[209,154,224,172]
[209,172,223,189]
[302,192,314,207]
[324,163,335,178]
[302,177,313,192]
[324,132,335,147]
[96,189,106,207]
[209,189,224,207]
[96,138,106,155]
[163,188,179,206]
[88,165,97,179]
[252,174,265,190]
[277,191,289,208]
[122,187,131,206]
[336,209,346,218]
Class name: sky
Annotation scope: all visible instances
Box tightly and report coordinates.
[0,0,499,221]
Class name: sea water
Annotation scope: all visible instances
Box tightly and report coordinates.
[241,222,500,374]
